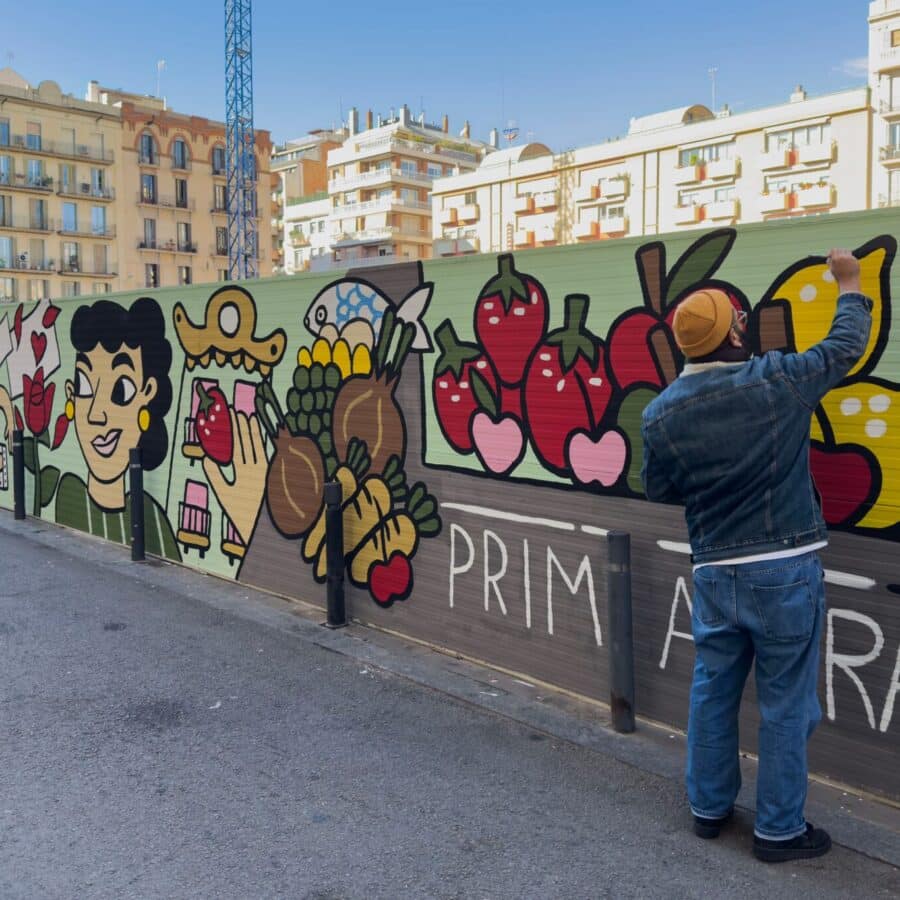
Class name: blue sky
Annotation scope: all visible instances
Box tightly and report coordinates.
[7,0,868,150]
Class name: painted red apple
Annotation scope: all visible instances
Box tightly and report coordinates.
[810,443,876,525]
[370,552,413,606]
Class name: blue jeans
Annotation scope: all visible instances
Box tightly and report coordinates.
[686,551,825,840]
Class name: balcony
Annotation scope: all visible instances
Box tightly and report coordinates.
[210,203,228,214]
[705,158,739,180]
[333,226,397,247]
[138,151,159,167]
[330,166,433,192]
[675,164,703,185]
[56,222,116,239]
[797,142,834,165]
[171,158,192,171]
[58,260,118,277]
[533,191,558,210]
[0,172,54,193]
[0,256,56,273]
[535,224,556,243]
[434,237,481,256]
[211,244,229,257]
[878,194,900,208]
[574,182,598,202]
[760,190,790,213]
[880,99,900,118]
[761,148,791,170]
[705,199,739,221]
[136,239,197,254]
[674,204,701,225]
[513,195,534,214]
[350,134,477,166]
[513,229,534,247]
[3,134,113,163]
[458,203,479,222]
[136,192,196,211]
[875,43,900,73]
[438,207,458,226]
[601,178,628,199]
[289,230,310,246]
[57,183,115,202]
[880,145,900,165]
[600,215,628,235]
[796,184,835,208]
[573,220,598,239]
[0,215,52,233]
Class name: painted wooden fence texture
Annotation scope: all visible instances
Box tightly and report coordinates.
[1,209,898,801]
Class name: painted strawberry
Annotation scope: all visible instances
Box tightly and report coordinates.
[475,254,549,388]
[523,294,613,477]
[196,384,233,466]
[432,320,497,453]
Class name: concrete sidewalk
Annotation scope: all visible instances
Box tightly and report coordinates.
[1,511,898,899]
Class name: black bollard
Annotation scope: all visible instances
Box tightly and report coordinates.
[12,429,25,520]
[129,448,144,561]
[607,531,635,733]
[323,480,347,628]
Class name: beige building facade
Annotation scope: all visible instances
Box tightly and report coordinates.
[0,70,121,302]
[0,69,272,304]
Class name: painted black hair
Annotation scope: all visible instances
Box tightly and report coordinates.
[70,297,173,471]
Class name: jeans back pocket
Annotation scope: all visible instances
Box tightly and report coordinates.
[693,570,726,627]
[750,578,815,642]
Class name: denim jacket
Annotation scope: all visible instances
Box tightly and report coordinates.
[640,293,872,564]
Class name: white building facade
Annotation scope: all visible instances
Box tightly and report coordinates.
[433,3,898,256]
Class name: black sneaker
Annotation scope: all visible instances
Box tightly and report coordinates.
[693,809,733,839]
[753,823,832,863]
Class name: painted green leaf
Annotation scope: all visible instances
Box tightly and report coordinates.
[37,430,51,449]
[665,230,736,306]
[470,370,498,419]
[22,437,35,474]
[40,465,60,508]
[615,388,660,494]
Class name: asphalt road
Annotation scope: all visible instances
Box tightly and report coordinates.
[1,518,898,900]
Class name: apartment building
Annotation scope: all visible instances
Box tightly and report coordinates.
[282,194,332,274]
[271,130,343,273]
[87,82,273,290]
[311,105,494,271]
[0,69,273,303]
[0,70,121,302]
[433,3,900,256]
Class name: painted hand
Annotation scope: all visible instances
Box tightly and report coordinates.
[203,410,268,546]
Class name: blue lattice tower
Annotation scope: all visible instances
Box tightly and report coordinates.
[225,0,257,279]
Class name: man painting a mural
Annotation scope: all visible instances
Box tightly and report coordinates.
[640,249,870,862]
[55,298,181,562]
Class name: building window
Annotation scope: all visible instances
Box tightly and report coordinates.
[62,202,78,233]
[216,226,228,255]
[0,156,10,186]
[178,265,192,285]
[145,263,159,288]
[29,280,49,301]
[172,138,190,170]
[63,241,80,272]
[768,125,831,151]
[59,164,74,194]
[141,173,157,204]
[892,29,900,47]
[0,277,16,301]
[0,195,9,228]
[218,269,228,282]
[679,191,700,207]
[26,122,41,152]
[214,183,226,210]
[464,191,477,204]
[714,186,736,202]
[27,159,44,187]
[30,198,47,230]
[98,284,111,294]
[62,281,80,298]
[177,222,192,252]
[602,205,625,219]
[91,206,107,236]
[212,146,226,175]
[91,168,106,197]
[400,160,418,177]
[140,132,158,165]
[143,218,156,249]
[0,118,9,146]
[678,142,734,167]
[427,164,442,178]
[175,178,189,208]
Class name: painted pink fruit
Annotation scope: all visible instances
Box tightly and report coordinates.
[567,430,628,488]
[470,412,524,475]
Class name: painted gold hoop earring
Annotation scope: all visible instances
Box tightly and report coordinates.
[65,400,75,421]
[138,407,151,433]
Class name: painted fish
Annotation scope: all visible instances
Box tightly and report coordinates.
[304,279,433,351]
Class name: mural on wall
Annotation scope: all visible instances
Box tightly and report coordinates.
[55,298,181,560]
[168,273,443,607]
[428,230,900,540]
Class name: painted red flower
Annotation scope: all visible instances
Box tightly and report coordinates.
[22,367,55,436]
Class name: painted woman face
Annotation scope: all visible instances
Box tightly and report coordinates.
[66,343,157,485]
